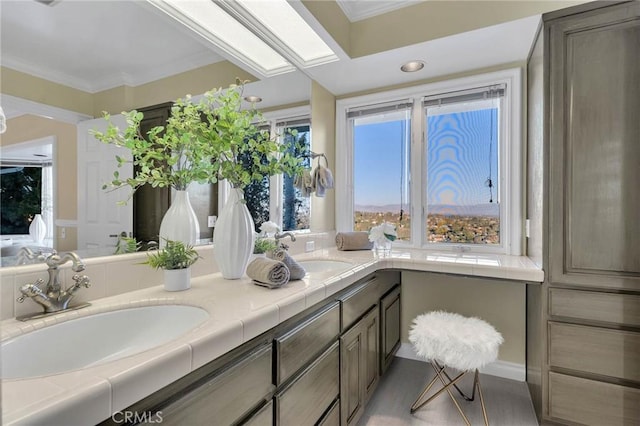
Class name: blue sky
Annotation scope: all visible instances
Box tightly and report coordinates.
[354,108,498,208]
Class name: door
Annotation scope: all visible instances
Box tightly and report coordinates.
[77,115,133,251]
[380,286,401,374]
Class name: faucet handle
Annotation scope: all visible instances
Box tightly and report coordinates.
[72,274,91,288]
[17,279,45,303]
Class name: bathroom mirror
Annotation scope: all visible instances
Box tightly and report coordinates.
[0,0,311,267]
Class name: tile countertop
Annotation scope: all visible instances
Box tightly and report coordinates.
[0,248,543,425]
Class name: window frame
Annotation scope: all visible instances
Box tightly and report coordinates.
[336,68,522,255]
[217,105,311,232]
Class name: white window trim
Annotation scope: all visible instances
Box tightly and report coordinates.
[218,105,311,231]
[336,68,522,255]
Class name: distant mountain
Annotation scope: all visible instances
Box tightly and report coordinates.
[355,203,499,217]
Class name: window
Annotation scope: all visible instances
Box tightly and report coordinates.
[227,106,311,233]
[278,120,311,231]
[243,127,272,231]
[349,102,411,241]
[336,69,522,254]
[425,87,503,246]
[1,166,43,235]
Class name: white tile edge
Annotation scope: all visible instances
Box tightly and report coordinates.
[396,343,526,382]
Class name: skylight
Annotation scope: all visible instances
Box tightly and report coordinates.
[147,0,337,78]
[233,0,338,67]
[148,0,295,77]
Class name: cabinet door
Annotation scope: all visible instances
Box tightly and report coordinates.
[340,319,365,426]
[363,307,380,404]
[340,305,379,426]
[380,285,401,374]
[548,1,640,291]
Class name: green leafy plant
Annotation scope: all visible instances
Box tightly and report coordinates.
[114,235,141,255]
[91,80,304,202]
[143,240,200,270]
[253,237,277,254]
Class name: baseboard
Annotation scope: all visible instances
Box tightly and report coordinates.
[395,343,526,382]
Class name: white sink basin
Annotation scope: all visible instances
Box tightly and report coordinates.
[1,305,209,380]
[297,259,352,274]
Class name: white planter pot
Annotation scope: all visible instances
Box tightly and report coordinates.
[29,214,46,244]
[213,188,255,279]
[159,190,199,247]
[164,268,191,292]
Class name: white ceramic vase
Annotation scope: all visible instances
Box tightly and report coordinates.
[159,190,199,247]
[213,188,255,279]
[29,214,46,244]
[164,268,191,292]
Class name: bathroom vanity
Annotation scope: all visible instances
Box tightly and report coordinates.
[111,271,400,426]
[0,247,542,425]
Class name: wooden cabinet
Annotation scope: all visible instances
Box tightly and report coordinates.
[380,285,401,374]
[156,343,273,425]
[112,273,401,426]
[546,0,640,293]
[242,400,273,426]
[340,306,379,426]
[274,301,340,385]
[526,2,640,424]
[275,342,339,426]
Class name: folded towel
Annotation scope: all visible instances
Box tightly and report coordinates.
[312,164,334,198]
[319,165,334,189]
[335,232,374,251]
[247,257,290,288]
[294,169,314,197]
[267,248,306,280]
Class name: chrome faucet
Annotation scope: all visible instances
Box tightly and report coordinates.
[16,246,50,265]
[274,231,296,246]
[17,252,91,315]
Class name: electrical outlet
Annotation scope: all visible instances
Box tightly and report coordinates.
[305,241,315,252]
[525,219,531,238]
[208,215,217,228]
[60,227,66,239]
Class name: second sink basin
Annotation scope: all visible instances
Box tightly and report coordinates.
[297,259,353,274]
[1,305,209,380]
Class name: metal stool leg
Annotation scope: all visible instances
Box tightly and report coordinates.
[411,364,490,426]
[475,369,489,426]
[410,362,472,426]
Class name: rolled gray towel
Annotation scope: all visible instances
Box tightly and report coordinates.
[247,257,290,288]
[335,232,374,251]
[267,248,306,280]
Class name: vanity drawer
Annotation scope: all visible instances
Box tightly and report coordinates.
[550,288,640,327]
[549,372,640,425]
[275,301,340,385]
[242,400,273,426]
[549,322,640,382]
[318,398,340,426]
[159,344,273,425]
[275,341,339,426]
[339,276,379,331]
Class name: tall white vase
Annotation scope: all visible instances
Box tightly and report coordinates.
[159,190,199,247]
[29,214,46,244]
[213,188,255,279]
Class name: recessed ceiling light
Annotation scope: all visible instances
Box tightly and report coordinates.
[401,60,425,73]
[244,96,262,103]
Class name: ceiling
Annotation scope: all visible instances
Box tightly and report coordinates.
[1,0,543,115]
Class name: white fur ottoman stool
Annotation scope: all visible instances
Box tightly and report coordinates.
[408,311,503,425]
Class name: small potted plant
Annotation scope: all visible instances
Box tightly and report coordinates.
[253,236,278,255]
[144,239,200,291]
